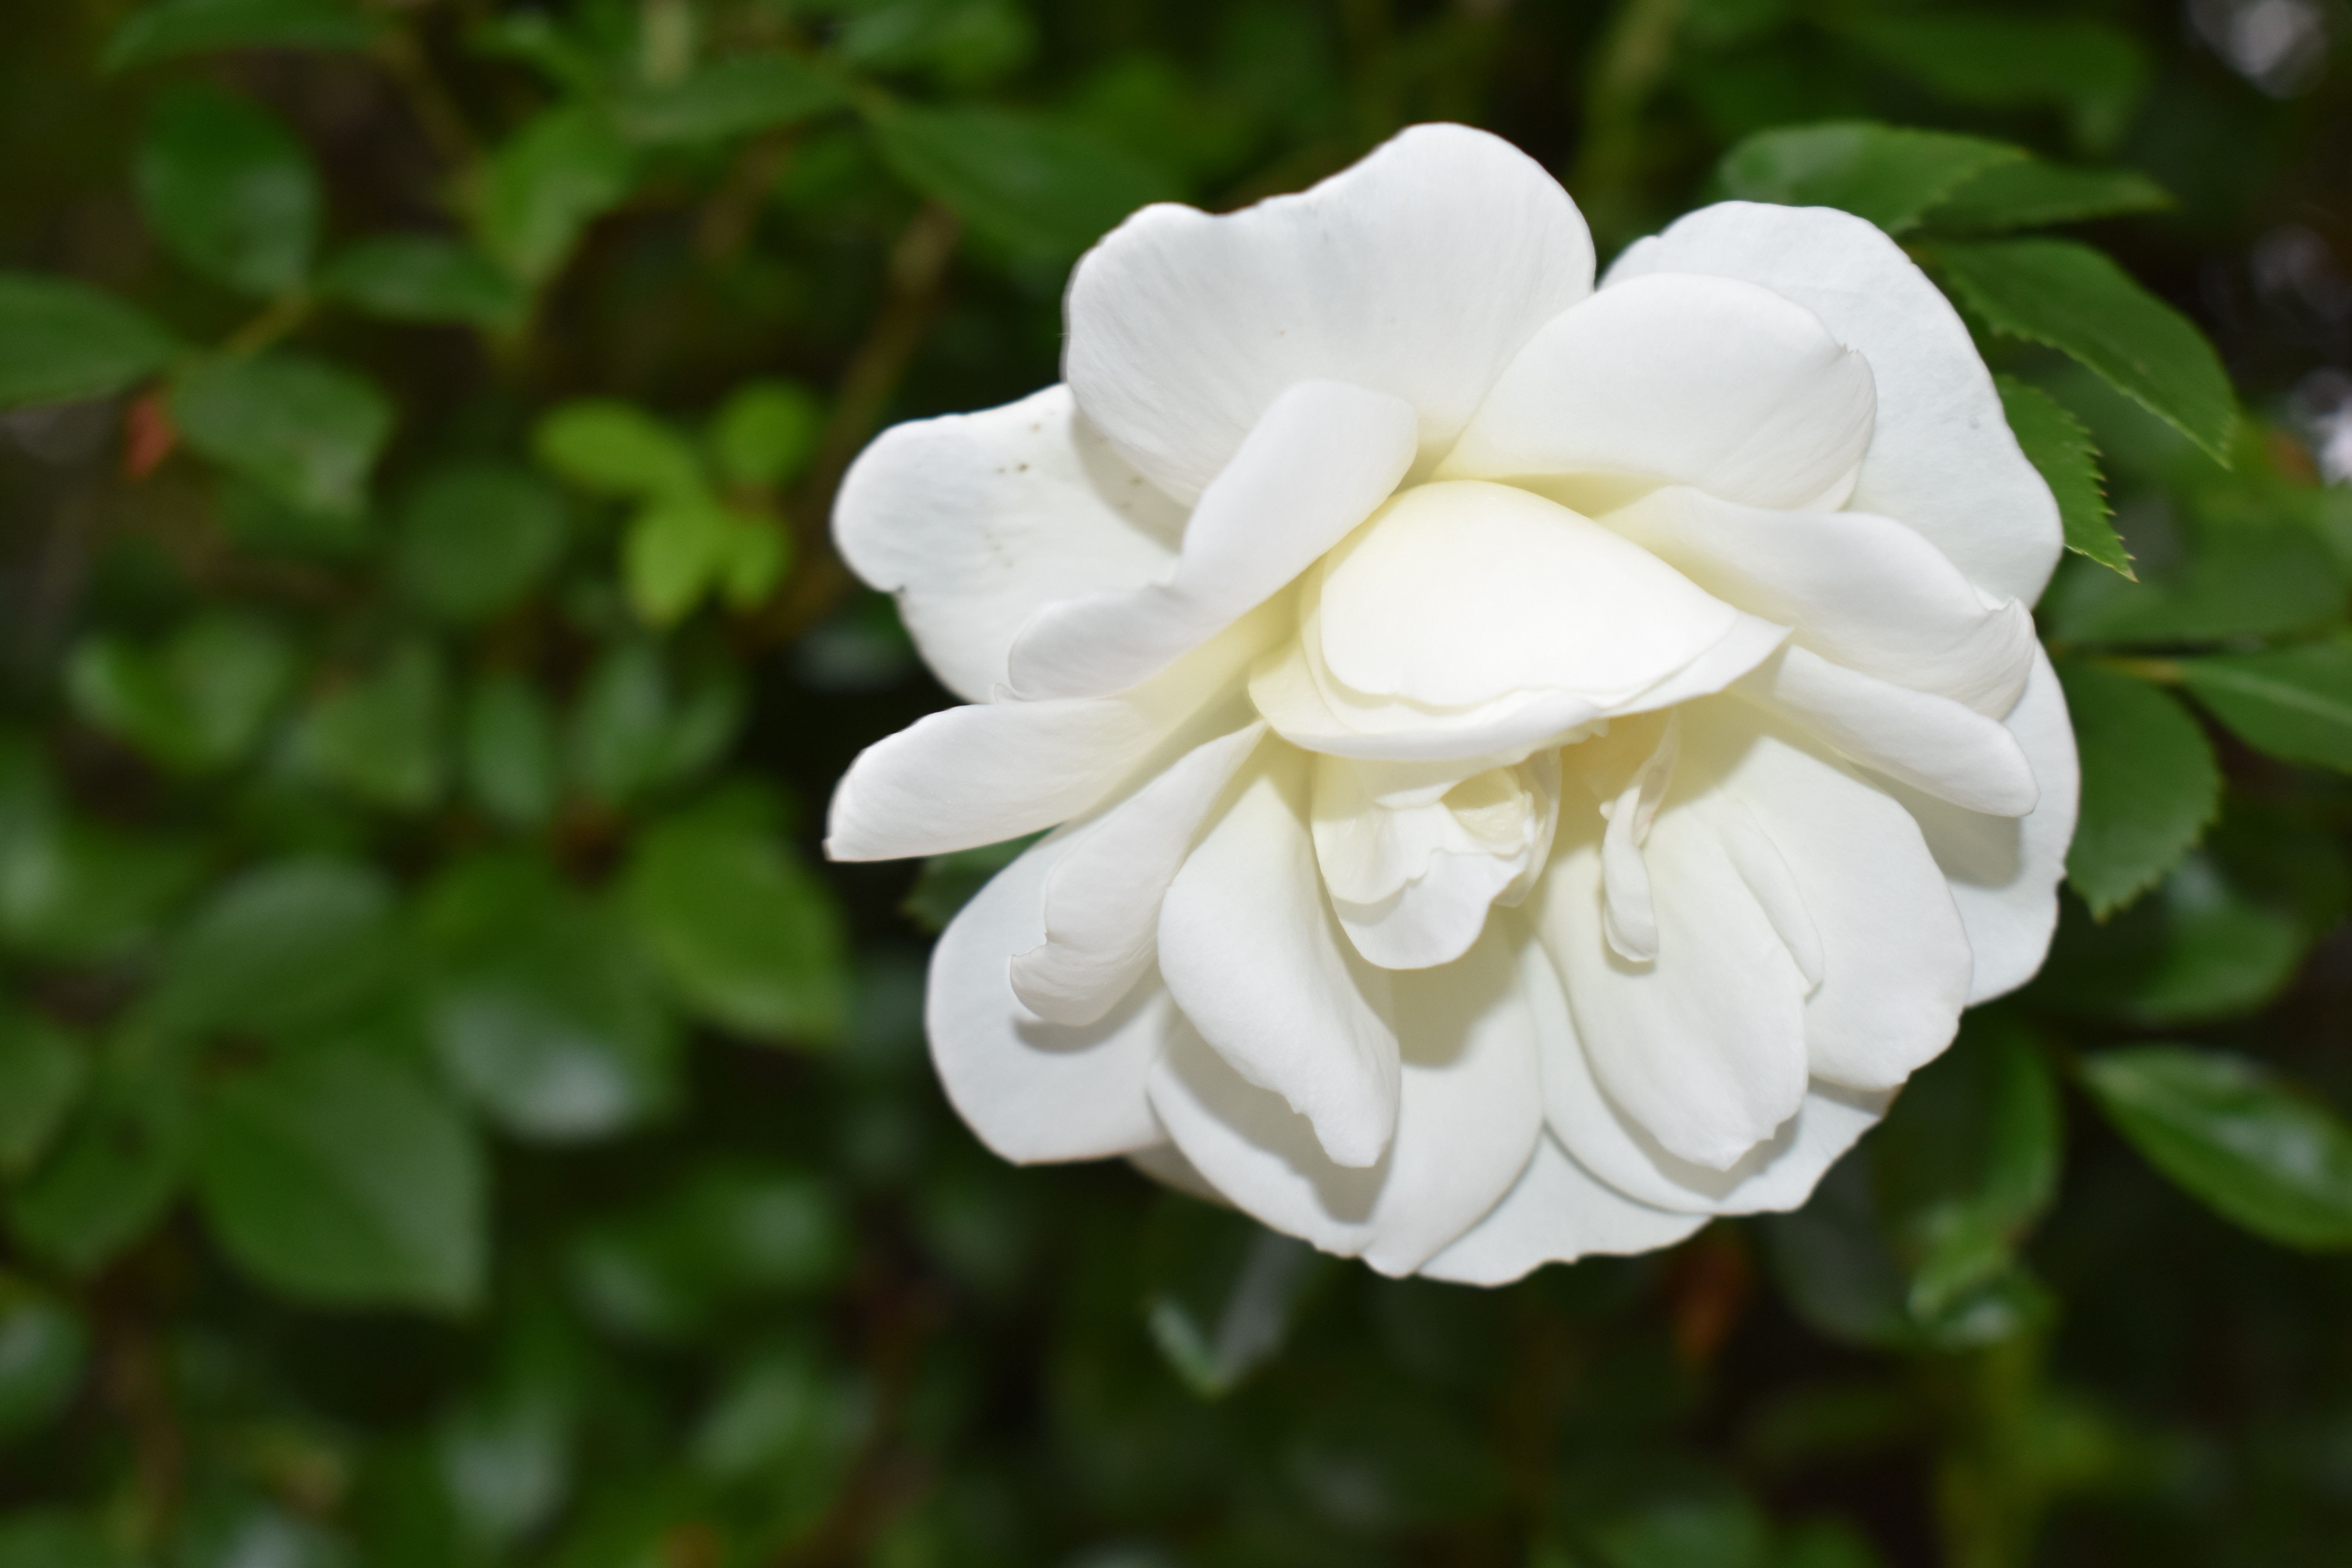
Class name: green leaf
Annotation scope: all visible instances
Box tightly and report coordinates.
[613,52,848,145]
[477,107,636,283]
[1713,122,2023,235]
[291,641,450,813]
[622,789,849,1044]
[533,400,705,504]
[1994,376,2126,575]
[1827,13,2150,152]
[1142,1195,1321,1398]
[565,1163,848,1341]
[172,351,394,516]
[196,1041,486,1311]
[173,1498,350,1568]
[0,1287,89,1443]
[7,1032,196,1275]
[0,1009,87,1178]
[394,461,568,624]
[103,0,381,71]
[0,1515,127,1568]
[902,834,1038,933]
[1922,159,2172,233]
[0,738,205,962]
[136,83,319,298]
[417,856,681,1143]
[716,518,789,611]
[2176,645,2352,771]
[2080,1047,2352,1250]
[155,858,399,1040]
[2056,661,2220,917]
[688,1339,866,1505]
[622,498,735,626]
[564,644,742,809]
[710,379,822,491]
[871,104,1178,258]
[2038,844,2311,1026]
[461,672,560,830]
[66,610,298,775]
[0,274,181,410]
[1922,238,2236,465]
[2047,521,2341,646]
[317,236,530,330]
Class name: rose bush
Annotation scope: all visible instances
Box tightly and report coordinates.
[827,123,2078,1284]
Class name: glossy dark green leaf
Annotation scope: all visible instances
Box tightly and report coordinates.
[135,83,319,297]
[318,236,529,330]
[871,104,1178,258]
[417,856,681,1143]
[1763,1160,1920,1352]
[622,789,849,1045]
[2037,844,2312,1025]
[0,274,180,409]
[1996,376,2126,575]
[0,1009,86,1178]
[1713,122,2022,234]
[66,611,298,775]
[196,1042,486,1311]
[1923,159,2172,233]
[292,641,450,813]
[0,1287,89,1443]
[710,379,822,491]
[477,107,636,283]
[533,400,704,503]
[394,462,568,624]
[1923,238,2236,465]
[172,352,394,516]
[614,52,848,145]
[461,672,560,830]
[2081,1047,2352,1250]
[2056,661,2220,916]
[103,0,380,71]
[155,858,399,1039]
[2177,645,2352,771]
[1828,12,2150,151]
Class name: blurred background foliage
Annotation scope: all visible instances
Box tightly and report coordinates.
[4,0,2352,1564]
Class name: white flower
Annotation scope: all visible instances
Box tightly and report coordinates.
[825,125,2078,1285]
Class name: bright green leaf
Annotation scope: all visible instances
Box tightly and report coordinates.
[1923,238,2236,465]
[0,1287,90,1443]
[1995,376,2127,575]
[66,611,298,775]
[317,236,530,330]
[136,83,319,298]
[394,462,568,624]
[291,641,450,813]
[1713,122,2022,235]
[0,274,181,410]
[104,0,381,71]
[2081,1047,2352,1250]
[623,499,734,626]
[2057,661,2220,917]
[622,790,849,1044]
[1923,159,2172,233]
[172,351,394,516]
[533,400,704,504]
[155,858,399,1039]
[0,1009,86,1178]
[871,103,1178,258]
[717,518,789,611]
[461,672,560,830]
[614,52,848,145]
[196,1042,486,1311]
[477,107,636,283]
[2177,645,2352,771]
[710,379,822,491]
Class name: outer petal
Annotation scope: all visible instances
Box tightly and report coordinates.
[1144,927,1544,1275]
[1007,381,1417,701]
[1440,273,1876,512]
[1533,788,1812,1170]
[927,831,1175,1163]
[1011,722,1267,1025]
[1880,646,2078,1004]
[1157,748,1400,1167]
[1608,201,2062,605]
[1604,486,2036,716]
[834,385,1184,702]
[1065,123,1595,503]
[1417,1134,1706,1286]
[826,603,1276,862]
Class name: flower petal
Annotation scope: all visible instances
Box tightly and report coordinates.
[1441,273,1876,511]
[1011,722,1267,1025]
[1608,201,2062,605]
[833,384,1183,702]
[1605,486,2036,717]
[1007,380,1417,701]
[1736,646,2039,818]
[927,831,1175,1163]
[1878,646,2078,1004]
[1417,1134,1706,1286]
[1157,748,1400,1167]
[1065,123,1595,503]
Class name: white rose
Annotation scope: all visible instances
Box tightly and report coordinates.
[824,124,2078,1285]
